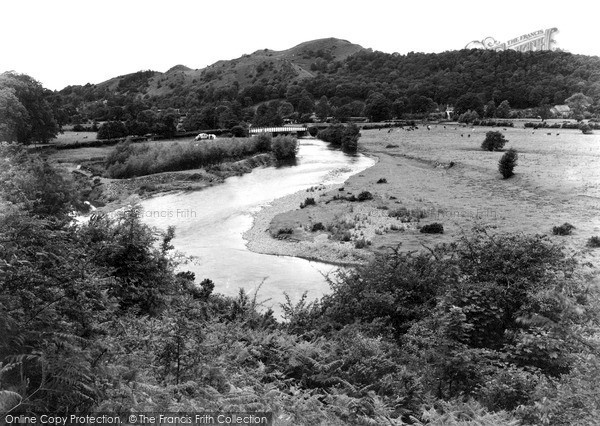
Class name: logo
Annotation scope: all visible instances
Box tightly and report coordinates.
[466,28,558,52]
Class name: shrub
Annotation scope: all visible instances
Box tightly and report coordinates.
[254,133,272,151]
[355,238,371,249]
[499,148,518,178]
[376,178,388,184]
[230,125,248,137]
[300,197,316,208]
[271,135,298,161]
[481,131,508,151]
[579,123,593,134]
[552,223,575,235]
[357,191,373,201]
[311,222,325,232]
[307,126,319,137]
[420,223,444,234]
[586,236,600,247]
[277,228,293,235]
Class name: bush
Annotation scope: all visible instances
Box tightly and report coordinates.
[586,236,600,247]
[355,238,371,249]
[357,191,373,201]
[311,222,325,232]
[481,131,508,151]
[271,135,298,161]
[254,133,272,151]
[420,223,444,234]
[230,125,248,137]
[307,126,319,137]
[553,222,575,235]
[300,197,316,208]
[499,148,518,178]
[579,123,593,134]
[277,228,293,236]
[376,178,388,184]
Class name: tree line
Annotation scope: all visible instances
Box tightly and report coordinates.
[52,49,600,131]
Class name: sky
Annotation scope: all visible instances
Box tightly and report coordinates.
[1,0,598,91]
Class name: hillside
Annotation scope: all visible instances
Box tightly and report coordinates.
[55,38,600,128]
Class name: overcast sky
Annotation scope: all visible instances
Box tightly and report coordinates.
[1,0,598,91]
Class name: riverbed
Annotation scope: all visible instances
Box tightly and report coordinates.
[139,139,375,314]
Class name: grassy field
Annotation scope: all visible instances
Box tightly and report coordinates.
[53,130,98,144]
[268,124,600,264]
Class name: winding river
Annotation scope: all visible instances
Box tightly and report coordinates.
[139,139,375,314]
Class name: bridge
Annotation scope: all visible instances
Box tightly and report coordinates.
[249,125,309,137]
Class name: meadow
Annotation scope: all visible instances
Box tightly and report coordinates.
[266,124,600,265]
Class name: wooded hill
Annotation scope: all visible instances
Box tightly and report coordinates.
[54,38,600,127]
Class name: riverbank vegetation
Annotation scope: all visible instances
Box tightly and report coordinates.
[2,143,600,424]
[104,135,297,178]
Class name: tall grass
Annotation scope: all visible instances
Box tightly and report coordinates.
[106,138,269,178]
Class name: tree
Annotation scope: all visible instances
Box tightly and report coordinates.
[315,96,331,121]
[484,100,496,118]
[499,148,518,178]
[0,72,59,143]
[481,131,508,151]
[97,121,128,139]
[566,93,593,120]
[455,93,484,117]
[458,110,480,123]
[271,135,298,161]
[496,100,511,118]
[341,123,360,153]
[364,92,392,122]
[0,88,29,142]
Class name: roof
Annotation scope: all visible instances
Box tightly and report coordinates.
[552,105,571,113]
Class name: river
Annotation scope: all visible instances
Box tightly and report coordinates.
[139,139,375,314]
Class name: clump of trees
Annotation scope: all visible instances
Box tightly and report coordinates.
[481,131,508,151]
[270,135,298,161]
[499,148,518,178]
[0,72,59,143]
[318,123,361,153]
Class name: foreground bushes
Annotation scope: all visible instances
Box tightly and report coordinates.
[4,148,600,424]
